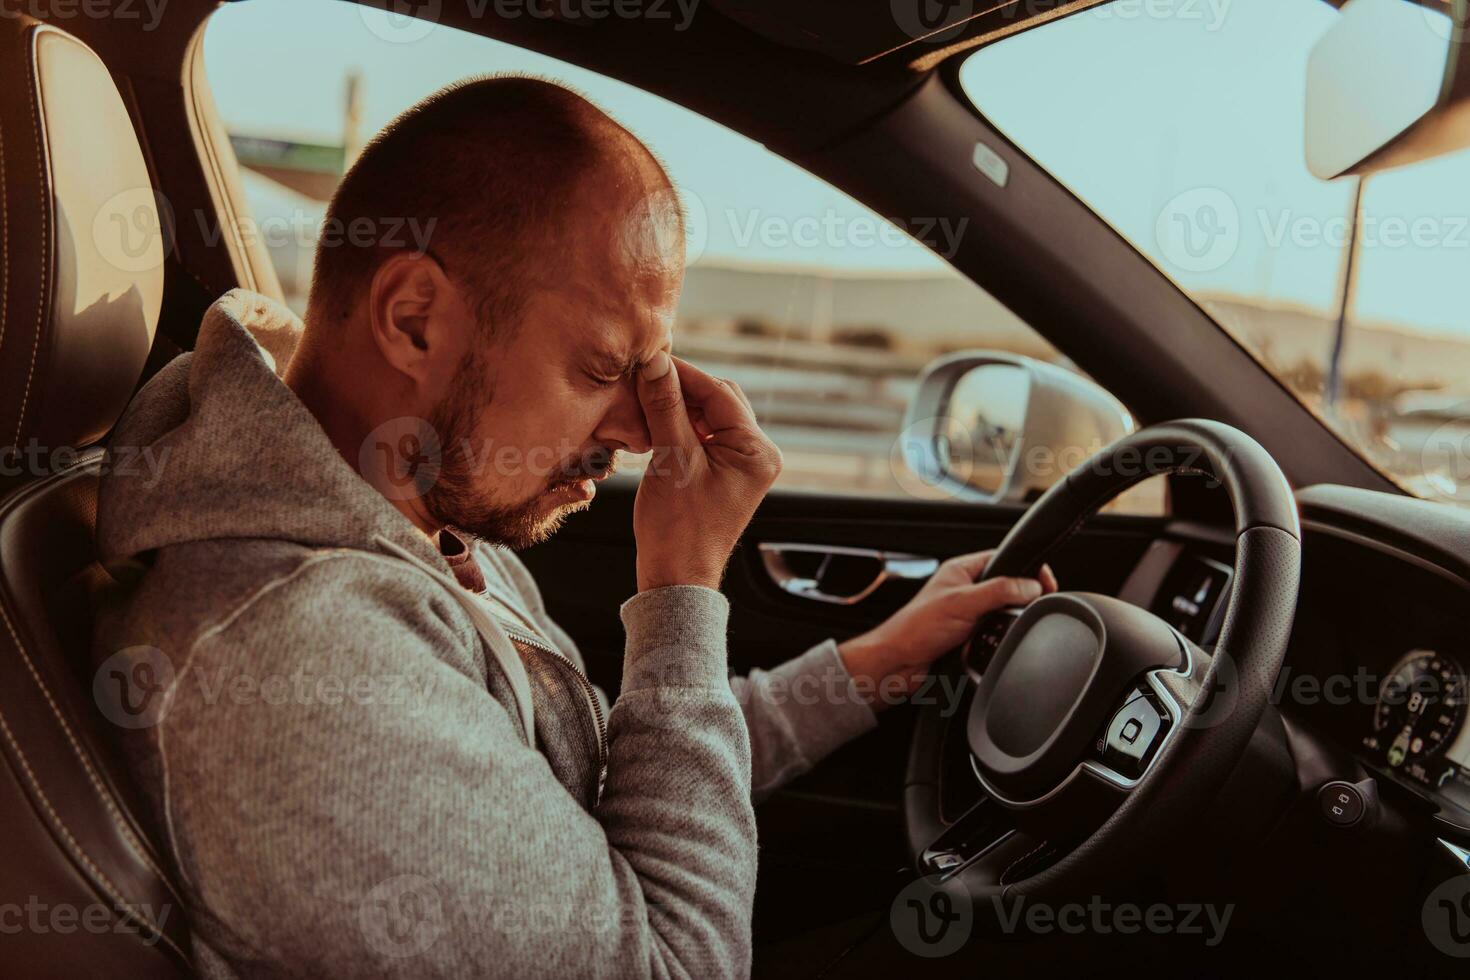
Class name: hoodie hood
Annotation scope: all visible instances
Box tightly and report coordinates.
[96,289,443,575]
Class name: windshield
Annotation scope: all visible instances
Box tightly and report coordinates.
[961,0,1470,505]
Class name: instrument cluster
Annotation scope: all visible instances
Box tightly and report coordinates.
[1360,649,1470,810]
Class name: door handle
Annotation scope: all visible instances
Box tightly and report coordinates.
[757,542,939,606]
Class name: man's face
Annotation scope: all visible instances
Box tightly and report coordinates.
[422,185,684,548]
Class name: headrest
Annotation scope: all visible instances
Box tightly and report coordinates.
[0,15,162,458]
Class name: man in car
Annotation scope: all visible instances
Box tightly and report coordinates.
[93,76,1053,978]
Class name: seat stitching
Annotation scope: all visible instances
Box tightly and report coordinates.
[0,123,9,356]
[13,31,47,448]
[0,702,185,959]
[0,593,181,896]
[0,458,183,899]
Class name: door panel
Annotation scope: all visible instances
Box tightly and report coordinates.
[517,475,1162,947]
[519,475,1161,690]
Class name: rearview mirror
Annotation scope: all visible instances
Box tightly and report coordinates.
[900,352,1135,504]
[1306,0,1470,179]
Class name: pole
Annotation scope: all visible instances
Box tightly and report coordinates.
[1325,176,1366,416]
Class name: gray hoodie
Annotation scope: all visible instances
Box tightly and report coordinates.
[91,290,877,979]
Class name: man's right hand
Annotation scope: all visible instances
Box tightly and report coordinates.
[633,352,781,592]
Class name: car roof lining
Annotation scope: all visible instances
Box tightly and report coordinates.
[712,0,1113,69]
[49,0,1400,501]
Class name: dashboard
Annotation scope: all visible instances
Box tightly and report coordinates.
[1287,524,1470,822]
[1130,485,1470,829]
[1363,650,1469,806]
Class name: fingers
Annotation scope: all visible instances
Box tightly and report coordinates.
[723,375,755,416]
[637,351,698,451]
[945,549,996,581]
[688,408,715,441]
[946,551,1057,595]
[672,357,758,435]
[950,575,1044,620]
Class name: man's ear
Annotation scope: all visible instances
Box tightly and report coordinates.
[366,251,469,388]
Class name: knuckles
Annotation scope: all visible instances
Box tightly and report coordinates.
[749,437,782,482]
[725,434,781,486]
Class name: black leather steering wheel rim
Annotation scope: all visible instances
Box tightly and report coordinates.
[905,418,1301,901]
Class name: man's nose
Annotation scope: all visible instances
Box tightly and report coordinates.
[596,380,653,455]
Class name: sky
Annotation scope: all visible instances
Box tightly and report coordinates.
[203,0,950,275]
[961,0,1470,339]
[204,0,1470,338]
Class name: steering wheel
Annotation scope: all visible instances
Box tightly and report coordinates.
[904,419,1300,903]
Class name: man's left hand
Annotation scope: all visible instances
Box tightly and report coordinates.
[837,550,1057,710]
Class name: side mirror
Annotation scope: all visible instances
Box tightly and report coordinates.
[900,351,1135,505]
[1306,0,1470,179]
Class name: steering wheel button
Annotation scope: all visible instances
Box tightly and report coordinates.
[1102,694,1166,778]
[929,851,964,872]
[1317,781,1366,827]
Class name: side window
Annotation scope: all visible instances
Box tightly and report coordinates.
[203,0,1162,514]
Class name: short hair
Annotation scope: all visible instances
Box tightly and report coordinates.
[306,75,657,336]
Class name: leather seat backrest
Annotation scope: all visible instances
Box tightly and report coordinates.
[0,13,191,978]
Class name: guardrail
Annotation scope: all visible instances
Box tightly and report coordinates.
[673,332,919,437]
[664,332,914,492]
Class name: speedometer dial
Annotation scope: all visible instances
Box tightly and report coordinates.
[1372,650,1466,771]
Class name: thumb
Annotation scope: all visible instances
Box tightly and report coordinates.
[637,351,697,452]
[951,576,1043,621]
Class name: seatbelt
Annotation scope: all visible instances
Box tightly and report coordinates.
[373,535,536,741]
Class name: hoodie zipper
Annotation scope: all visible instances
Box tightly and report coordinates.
[494,620,608,806]
[370,534,607,805]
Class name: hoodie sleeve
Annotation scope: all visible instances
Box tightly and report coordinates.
[484,546,876,799]
[156,554,755,980]
[729,640,879,801]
